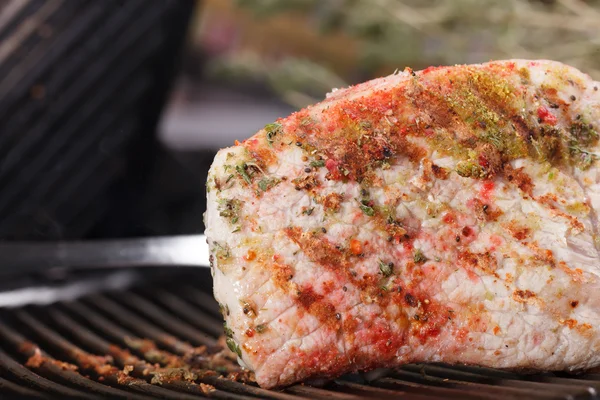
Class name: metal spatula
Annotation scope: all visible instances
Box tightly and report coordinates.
[0,235,210,277]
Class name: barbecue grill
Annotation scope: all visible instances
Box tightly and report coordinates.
[1,267,599,400]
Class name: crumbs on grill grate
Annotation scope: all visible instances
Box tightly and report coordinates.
[24,335,254,389]
[25,347,78,372]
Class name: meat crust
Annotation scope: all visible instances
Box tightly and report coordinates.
[205,60,600,388]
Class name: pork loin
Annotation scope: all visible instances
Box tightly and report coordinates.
[205,60,600,388]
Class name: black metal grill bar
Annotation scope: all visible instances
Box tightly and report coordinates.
[284,384,364,399]
[197,375,304,400]
[61,300,200,363]
[46,307,257,400]
[331,379,437,400]
[373,376,509,400]
[84,294,203,354]
[401,364,597,398]
[0,347,97,399]
[149,289,224,338]
[60,301,304,400]
[0,319,153,400]
[20,304,296,400]
[379,370,570,400]
[110,292,216,347]
[179,286,223,318]
[0,375,46,399]
[13,309,236,400]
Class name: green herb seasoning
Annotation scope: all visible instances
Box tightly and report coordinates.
[357,197,375,217]
[226,337,242,358]
[379,260,393,277]
[414,249,428,264]
[264,122,283,147]
[223,323,233,338]
[258,177,281,192]
[360,203,374,216]
[236,164,252,184]
[214,242,232,265]
[218,199,243,225]
[455,161,487,178]
[302,207,315,216]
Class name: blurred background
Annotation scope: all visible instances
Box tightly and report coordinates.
[1,0,599,241]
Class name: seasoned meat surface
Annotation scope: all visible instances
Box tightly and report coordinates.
[205,60,600,388]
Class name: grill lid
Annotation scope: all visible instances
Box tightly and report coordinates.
[1,268,599,399]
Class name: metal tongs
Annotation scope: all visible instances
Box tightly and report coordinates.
[0,235,211,277]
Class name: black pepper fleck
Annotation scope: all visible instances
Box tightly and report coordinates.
[455,236,461,242]
[570,300,579,308]
[296,142,302,147]
[570,95,576,101]
[321,227,327,233]
[342,286,347,292]
[304,167,311,173]
[405,293,417,307]
[335,313,341,320]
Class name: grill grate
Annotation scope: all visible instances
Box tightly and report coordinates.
[1,268,599,399]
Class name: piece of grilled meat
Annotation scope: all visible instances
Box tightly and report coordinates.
[205,60,600,388]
